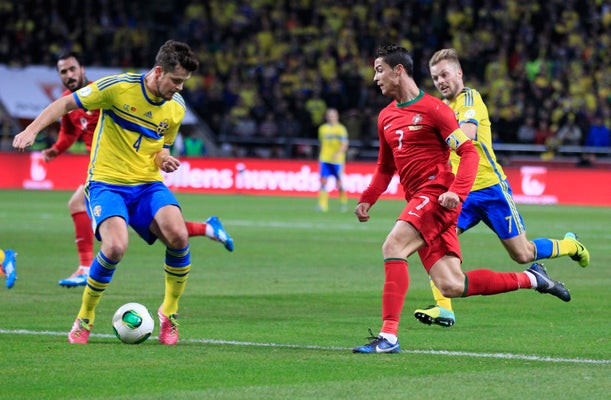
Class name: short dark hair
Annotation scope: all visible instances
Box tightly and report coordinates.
[155,40,199,73]
[56,51,84,68]
[376,44,414,77]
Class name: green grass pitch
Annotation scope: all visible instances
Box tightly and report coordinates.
[0,189,609,399]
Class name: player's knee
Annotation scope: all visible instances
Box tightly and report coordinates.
[508,250,533,264]
[381,235,403,258]
[166,228,189,249]
[101,241,127,261]
[67,197,85,213]
[439,285,463,298]
[436,279,464,298]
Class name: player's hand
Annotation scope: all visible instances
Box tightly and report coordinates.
[355,202,371,222]
[438,191,460,209]
[159,155,180,173]
[12,130,38,151]
[42,148,59,162]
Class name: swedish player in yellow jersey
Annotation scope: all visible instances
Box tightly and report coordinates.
[414,49,590,327]
[13,40,200,345]
[317,108,349,212]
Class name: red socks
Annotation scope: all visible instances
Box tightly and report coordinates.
[381,259,409,336]
[185,221,206,237]
[464,269,532,296]
[72,211,93,267]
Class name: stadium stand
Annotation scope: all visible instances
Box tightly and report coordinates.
[0,0,609,164]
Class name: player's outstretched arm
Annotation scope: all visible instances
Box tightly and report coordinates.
[13,96,78,151]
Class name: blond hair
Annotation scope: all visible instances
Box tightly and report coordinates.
[429,48,462,68]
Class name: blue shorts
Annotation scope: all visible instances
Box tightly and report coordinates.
[319,162,343,179]
[85,181,180,244]
[458,180,526,240]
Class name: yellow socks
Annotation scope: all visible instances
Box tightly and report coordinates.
[430,278,453,311]
[340,190,347,206]
[557,238,579,258]
[162,264,191,316]
[318,190,329,212]
[76,278,108,325]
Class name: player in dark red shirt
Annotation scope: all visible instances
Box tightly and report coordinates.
[42,53,234,287]
[352,44,571,354]
[42,52,99,287]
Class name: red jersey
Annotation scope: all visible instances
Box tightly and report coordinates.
[360,90,478,204]
[52,88,99,154]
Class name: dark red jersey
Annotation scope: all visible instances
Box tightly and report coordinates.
[360,90,478,204]
[52,87,99,155]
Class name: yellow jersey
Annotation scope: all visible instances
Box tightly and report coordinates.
[318,122,348,164]
[448,88,506,191]
[74,73,185,185]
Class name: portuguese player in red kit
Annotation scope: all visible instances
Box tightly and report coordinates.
[352,44,571,354]
[42,52,99,287]
[43,52,234,287]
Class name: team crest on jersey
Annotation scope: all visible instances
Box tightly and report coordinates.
[412,114,422,124]
[408,114,423,130]
[93,205,102,217]
[78,86,92,97]
[156,119,169,135]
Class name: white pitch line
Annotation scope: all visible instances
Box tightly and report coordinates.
[1,328,608,365]
[226,219,361,230]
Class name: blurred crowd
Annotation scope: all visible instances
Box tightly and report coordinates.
[0,0,609,157]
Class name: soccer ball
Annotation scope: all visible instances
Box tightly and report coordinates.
[112,302,155,344]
